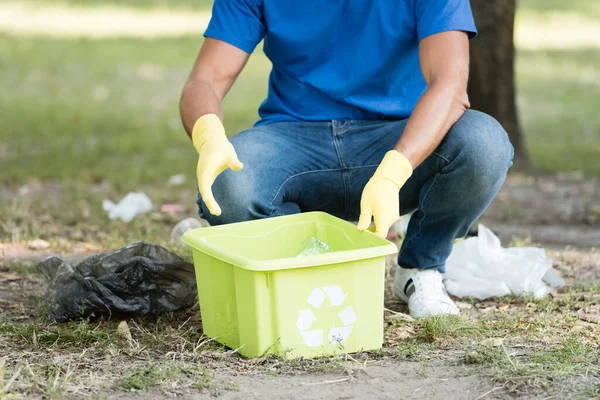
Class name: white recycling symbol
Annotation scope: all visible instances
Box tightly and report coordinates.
[296,285,357,347]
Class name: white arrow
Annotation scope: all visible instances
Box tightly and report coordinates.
[306,288,326,308]
[328,326,353,345]
[338,305,357,326]
[321,286,347,306]
[296,309,316,331]
[300,330,323,347]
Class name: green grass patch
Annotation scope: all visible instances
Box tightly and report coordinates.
[384,308,600,393]
[563,281,600,293]
[0,34,268,189]
[518,0,600,19]
[120,363,214,391]
[0,319,115,350]
[584,382,600,398]
[0,260,40,276]
[421,315,482,342]
[517,47,600,175]
[465,339,600,391]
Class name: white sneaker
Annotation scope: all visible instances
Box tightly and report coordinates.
[394,266,460,318]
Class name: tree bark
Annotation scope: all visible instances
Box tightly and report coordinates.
[468,0,532,170]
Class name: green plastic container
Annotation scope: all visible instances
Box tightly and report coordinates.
[182,211,397,359]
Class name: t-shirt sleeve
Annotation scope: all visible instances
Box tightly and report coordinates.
[204,0,266,54]
[414,0,477,42]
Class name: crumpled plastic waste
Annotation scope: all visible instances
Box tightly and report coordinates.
[389,212,483,240]
[296,236,333,257]
[160,203,186,213]
[37,242,197,322]
[170,217,209,244]
[102,192,152,223]
[444,224,565,300]
[168,174,186,186]
[390,213,412,239]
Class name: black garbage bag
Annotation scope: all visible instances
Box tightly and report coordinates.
[37,242,198,322]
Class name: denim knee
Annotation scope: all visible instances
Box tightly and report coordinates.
[197,168,268,225]
[196,132,275,226]
[441,110,514,193]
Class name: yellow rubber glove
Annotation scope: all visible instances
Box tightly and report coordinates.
[357,150,413,238]
[192,114,243,216]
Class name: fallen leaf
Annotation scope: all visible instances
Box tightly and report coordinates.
[26,239,51,250]
[570,325,585,333]
[481,337,504,347]
[73,242,102,252]
[578,313,600,324]
[455,301,472,310]
[396,329,412,340]
[249,355,268,365]
[389,312,415,323]
[116,320,133,341]
[0,272,22,282]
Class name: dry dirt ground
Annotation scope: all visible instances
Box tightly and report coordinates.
[1,174,599,399]
[481,173,600,248]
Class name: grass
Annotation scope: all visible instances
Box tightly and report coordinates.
[120,362,216,392]
[517,47,600,174]
[420,315,482,342]
[465,339,600,392]
[384,285,600,392]
[0,274,598,397]
[518,0,600,19]
[0,310,234,397]
[0,34,267,189]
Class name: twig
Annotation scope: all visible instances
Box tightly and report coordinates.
[177,317,192,331]
[384,308,414,322]
[193,336,214,353]
[52,368,61,389]
[228,343,245,355]
[502,345,517,371]
[0,366,22,394]
[301,377,350,386]
[216,343,245,358]
[474,386,502,400]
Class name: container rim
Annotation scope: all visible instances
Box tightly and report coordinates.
[182,212,398,271]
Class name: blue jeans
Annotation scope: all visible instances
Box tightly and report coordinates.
[197,110,514,273]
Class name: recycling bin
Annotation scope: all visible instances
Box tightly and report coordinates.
[182,212,397,359]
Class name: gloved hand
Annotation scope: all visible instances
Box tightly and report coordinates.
[357,150,413,238]
[192,114,243,216]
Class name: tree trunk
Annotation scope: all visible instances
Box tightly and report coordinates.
[468,0,532,170]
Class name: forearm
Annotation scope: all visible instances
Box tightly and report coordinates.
[179,78,223,138]
[395,83,469,168]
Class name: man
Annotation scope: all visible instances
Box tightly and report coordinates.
[180,0,514,318]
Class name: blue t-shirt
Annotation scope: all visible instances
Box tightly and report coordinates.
[205,0,477,126]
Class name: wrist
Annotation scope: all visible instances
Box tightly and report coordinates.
[191,114,226,153]
[374,150,413,190]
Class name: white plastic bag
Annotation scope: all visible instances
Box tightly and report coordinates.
[444,224,563,300]
[102,192,153,223]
